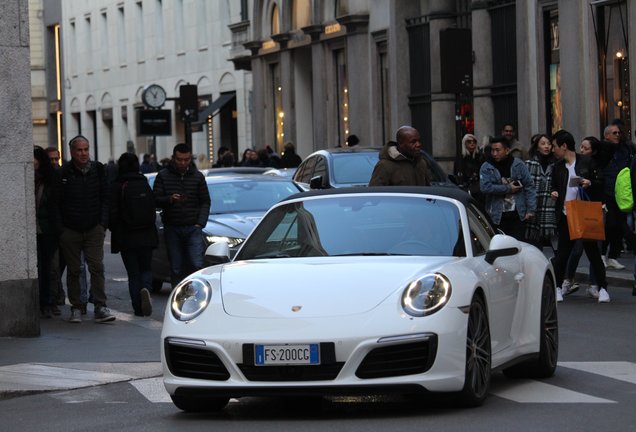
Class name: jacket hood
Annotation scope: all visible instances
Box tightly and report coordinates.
[379,142,420,163]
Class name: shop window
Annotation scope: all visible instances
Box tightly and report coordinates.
[292,0,311,30]
[592,1,631,138]
[271,3,280,35]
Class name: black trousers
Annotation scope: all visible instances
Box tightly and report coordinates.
[496,211,526,241]
[553,213,607,290]
[604,197,636,259]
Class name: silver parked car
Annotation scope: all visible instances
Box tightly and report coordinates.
[151,174,303,291]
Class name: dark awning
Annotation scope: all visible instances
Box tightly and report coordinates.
[195,93,236,125]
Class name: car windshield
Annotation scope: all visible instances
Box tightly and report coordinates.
[332,153,379,185]
[208,181,300,215]
[236,195,465,259]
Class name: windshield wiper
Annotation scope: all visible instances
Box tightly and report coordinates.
[252,252,292,259]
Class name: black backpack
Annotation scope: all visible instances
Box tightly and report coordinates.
[121,179,156,229]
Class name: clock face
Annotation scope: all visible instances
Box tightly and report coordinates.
[143,84,167,108]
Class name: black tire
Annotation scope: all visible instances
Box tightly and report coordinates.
[503,274,558,378]
[171,394,230,413]
[456,294,491,407]
[151,278,164,293]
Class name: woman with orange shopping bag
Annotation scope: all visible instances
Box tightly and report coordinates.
[550,130,609,303]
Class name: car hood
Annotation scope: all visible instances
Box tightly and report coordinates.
[219,256,456,318]
[204,211,264,238]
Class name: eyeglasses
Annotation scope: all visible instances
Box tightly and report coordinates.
[611,131,621,136]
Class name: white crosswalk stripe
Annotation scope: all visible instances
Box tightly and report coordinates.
[490,379,615,403]
[131,377,171,403]
[558,361,636,385]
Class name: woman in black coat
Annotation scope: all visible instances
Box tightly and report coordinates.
[109,153,158,316]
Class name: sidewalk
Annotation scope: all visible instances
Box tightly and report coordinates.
[0,307,162,400]
[1,249,634,401]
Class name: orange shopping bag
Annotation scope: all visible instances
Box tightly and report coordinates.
[565,188,605,241]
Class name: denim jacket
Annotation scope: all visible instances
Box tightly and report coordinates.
[479,157,537,225]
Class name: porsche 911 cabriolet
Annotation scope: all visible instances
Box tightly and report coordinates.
[161,186,558,412]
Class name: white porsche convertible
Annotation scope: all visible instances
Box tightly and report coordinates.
[161,187,558,412]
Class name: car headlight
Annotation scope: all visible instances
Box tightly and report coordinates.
[171,278,212,321]
[205,235,244,248]
[401,273,452,317]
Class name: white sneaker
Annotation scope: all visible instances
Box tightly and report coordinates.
[606,258,626,270]
[587,285,600,299]
[562,279,579,296]
[598,288,610,303]
[556,287,564,303]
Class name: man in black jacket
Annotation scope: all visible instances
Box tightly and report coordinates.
[550,130,609,303]
[597,122,636,270]
[153,143,211,288]
[57,136,115,323]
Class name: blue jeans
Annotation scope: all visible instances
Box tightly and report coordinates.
[121,247,153,315]
[164,225,205,288]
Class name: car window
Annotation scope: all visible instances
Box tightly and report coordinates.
[295,157,316,183]
[420,151,447,183]
[237,196,464,259]
[332,153,379,185]
[208,181,300,214]
[313,157,327,180]
[467,203,495,256]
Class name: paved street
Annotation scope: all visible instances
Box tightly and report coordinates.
[1,238,636,431]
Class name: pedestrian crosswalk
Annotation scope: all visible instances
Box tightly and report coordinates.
[125,361,636,405]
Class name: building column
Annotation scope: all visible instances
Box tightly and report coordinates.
[0,0,40,336]
[558,0,598,139]
[516,1,541,145]
[388,0,420,133]
[338,15,371,146]
[428,0,457,171]
[472,1,494,144]
[309,35,327,154]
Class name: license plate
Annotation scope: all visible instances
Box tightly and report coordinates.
[255,344,320,365]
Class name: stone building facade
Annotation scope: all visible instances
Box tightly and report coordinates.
[0,0,39,336]
[60,0,253,164]
[229,0,635,171]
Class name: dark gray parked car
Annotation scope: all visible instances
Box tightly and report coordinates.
[292,146,454,190]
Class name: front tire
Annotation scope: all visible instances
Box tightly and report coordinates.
[171,394,230,413]
[456,294,491,407]
[503,274,558,378]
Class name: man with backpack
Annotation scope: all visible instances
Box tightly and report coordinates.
[109,153,158,316]
[153,144,211,288]
[56,136,115,323]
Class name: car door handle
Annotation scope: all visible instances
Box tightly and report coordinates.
[514,273,525,282]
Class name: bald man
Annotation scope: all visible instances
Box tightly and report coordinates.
[368,126,431,186]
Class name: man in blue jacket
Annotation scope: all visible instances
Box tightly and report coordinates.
[153,144,211,288]
[479,136,536,240]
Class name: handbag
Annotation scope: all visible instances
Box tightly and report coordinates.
[565,187,605,241]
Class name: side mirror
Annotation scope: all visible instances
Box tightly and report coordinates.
[485,234,520,264]
[309,175,325,189]
[205,241,230,263]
